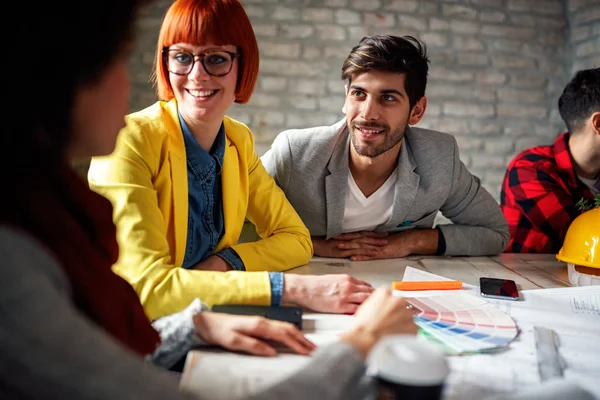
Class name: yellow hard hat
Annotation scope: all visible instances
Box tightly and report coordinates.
[556,207,600,268]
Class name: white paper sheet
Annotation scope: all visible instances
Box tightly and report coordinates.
[399,266,600,399]
[181,349,315,399]
[180,328,347,398]
[444,285,600,399]
[181,267,600,400]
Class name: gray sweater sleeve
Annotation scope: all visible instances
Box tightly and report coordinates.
[0,227,195,400]
[247,342,370,400]
[0,227,370,400]
[438,139,510,256]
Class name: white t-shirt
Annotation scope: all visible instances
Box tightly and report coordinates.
[342,169,397,233]
[577,174,600,196]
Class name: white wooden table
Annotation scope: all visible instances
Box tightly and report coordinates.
[289,253,570,291]
[289,254,571,335]
[182,255,590,400]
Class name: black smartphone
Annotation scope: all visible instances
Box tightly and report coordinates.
[211,305,303,329]
[479,277,520,301]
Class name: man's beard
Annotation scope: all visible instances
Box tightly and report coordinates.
[349,120,407,158]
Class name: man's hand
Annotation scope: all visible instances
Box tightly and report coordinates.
[312,231,388,259]
[193,312,316,356]
[338,229,439,261]
[283,274,374,314]
[192,255,232,271]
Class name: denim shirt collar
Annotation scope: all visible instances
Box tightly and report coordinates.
[179,110,225,179]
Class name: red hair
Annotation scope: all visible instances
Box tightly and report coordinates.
[153,0,259,104]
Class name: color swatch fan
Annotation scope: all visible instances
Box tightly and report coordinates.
[405,293,518,355]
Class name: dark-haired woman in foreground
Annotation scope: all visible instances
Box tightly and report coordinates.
[0,0,417,398]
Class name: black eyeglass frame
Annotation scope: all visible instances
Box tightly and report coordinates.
[162,48,240,77]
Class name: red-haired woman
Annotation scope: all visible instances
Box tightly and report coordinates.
[88,0,374,322]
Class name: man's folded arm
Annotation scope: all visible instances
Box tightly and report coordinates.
[438,140,510,256]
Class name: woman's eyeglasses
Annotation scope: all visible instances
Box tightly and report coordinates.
[163,49,239,77]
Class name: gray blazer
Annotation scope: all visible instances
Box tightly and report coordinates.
[261,119,509,256]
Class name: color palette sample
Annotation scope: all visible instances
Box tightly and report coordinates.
[404,293,519,355]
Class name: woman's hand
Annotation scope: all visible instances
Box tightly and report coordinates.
[340,287,418,358]
[283,274,374,314]
[193,312,316,356]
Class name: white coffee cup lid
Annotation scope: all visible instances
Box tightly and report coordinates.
[367,335,449,386]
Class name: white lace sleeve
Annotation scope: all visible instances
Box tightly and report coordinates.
[149,298,210,369]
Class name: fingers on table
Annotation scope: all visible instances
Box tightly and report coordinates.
[226,332,277,356]
[265,322,316,355]
[242,318,316,356]
[338,239,386,249]
[348,276,375,289]
[346,291,372,304]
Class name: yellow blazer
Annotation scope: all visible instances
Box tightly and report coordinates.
[88,100,313,320]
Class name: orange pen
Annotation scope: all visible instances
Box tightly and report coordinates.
[392,280,463,291]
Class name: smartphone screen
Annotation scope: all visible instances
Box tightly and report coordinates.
[479,277,520,301]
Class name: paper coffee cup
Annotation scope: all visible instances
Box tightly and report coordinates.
[368,335,449,400]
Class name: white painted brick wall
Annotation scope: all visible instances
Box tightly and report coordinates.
[128,0,600,201]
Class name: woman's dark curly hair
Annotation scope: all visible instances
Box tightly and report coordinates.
[5,0,152,178]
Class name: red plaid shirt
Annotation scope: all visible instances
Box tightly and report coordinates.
[500,132,595,253]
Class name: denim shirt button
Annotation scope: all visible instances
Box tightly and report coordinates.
[204,214,211,221]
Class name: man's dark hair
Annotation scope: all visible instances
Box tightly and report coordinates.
[341,34,429,109]
[558,68,600,134]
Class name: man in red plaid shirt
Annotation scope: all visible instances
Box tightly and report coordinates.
[500,68,599,253]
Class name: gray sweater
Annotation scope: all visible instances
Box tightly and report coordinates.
[0,227,368,400]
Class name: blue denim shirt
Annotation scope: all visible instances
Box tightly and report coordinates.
[179,113,283,306]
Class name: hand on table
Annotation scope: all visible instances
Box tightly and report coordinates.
[337,232,410,261]
[338,230,438,261]
[341,287,418,358]
[312,232,388,259]
[283,274,374,314]
[193,312,316,356]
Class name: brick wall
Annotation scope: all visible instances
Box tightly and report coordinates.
[567,0,600,74]
[129,0,600,200]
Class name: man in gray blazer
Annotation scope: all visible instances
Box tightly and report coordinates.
[261,34,509,260]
